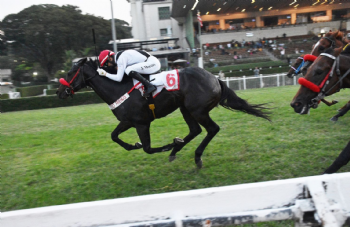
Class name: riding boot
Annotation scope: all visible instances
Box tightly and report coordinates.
[128,71,156,97]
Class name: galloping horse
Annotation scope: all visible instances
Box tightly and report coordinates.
[287,31,350,120]
[290,47,350,173]
[56,58,270,168]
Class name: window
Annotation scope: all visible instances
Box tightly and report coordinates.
[158,7,170,20]
[160,29,167,36]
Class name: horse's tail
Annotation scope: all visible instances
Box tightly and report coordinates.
[218,79,271,121]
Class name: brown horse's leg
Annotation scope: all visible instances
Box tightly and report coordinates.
[191,112,220,168]
[169,107,202,162]
[330,102,350,122]
[324,140,350,174]
[321,99,338,106]
[135,123,175,154]
[111,121,142,151]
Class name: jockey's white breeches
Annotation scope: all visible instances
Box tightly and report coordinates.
[125,56,161,75]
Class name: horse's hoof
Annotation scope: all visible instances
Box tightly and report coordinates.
[196,159,203,169]
[330,117,338,122]
[169,156,176,162]
[135,142,142,148]
[174,137,184,145]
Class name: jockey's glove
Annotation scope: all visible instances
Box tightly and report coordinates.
[97,68,107,76]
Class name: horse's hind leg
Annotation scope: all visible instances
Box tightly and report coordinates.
[111,121,142,151]
[135,123,176,154]
[169,107,202,162]
[191,112,220,168]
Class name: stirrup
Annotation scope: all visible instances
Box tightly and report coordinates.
[143,85,156,97]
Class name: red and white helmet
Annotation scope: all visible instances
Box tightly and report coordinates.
[98,50,115,67]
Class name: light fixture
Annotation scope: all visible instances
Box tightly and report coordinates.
[217,8,221,11]
[294,4,299,7]
[223,2,227,5]
[259,7,263,11]
[268,6,273,10]
[33,72,38,76]
[321,0,327,4]
[206,11,209,15]
[329,0,334,3]
[191,0,199,10]
[251,0,255,3]
[183,5,186,8]
[241,9,246,12]
[312,0,319,5]
[289,0,297,5]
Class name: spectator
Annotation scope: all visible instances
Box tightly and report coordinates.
[254,67,260,77]
[280,48,285,59]
[295,48,299,54]
[218,70,225,80]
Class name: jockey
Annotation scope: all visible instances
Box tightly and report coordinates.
[97,49,160,97]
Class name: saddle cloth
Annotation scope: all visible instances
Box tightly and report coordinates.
[133,69,180,98]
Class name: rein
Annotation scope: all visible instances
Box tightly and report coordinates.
[289,57,304,74]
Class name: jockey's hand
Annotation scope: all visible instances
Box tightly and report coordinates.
[97,68,107,76]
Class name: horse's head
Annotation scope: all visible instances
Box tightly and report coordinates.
[56,58,97,99]
[286,56,304,78]
[291,47,343,114]
[300,31,345,74]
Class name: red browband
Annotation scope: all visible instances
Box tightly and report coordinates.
[303,54,317,62]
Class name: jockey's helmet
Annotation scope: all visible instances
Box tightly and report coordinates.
[99,50,115,67]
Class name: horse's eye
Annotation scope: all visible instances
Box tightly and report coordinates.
[316,69,323,75]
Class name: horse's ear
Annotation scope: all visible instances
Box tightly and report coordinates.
[335,30,344,40]
[79,58,87,66]
[334,46,343,57]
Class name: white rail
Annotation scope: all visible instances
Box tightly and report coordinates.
[218,73,302,91]
[1,173,349,227]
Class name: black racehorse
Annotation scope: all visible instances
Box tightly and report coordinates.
[57,58,270,168]
[291,47,350,173]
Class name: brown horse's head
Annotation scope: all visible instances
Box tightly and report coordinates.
[291,46,343,114]
[56,58,88,99]
[310,30,344,56]
[286,55,304,78]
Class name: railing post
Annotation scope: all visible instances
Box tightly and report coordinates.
[277,74,280,87]
[293,76,296,85]
[226,77,229,89]
[243,76,246,90]
[260,75,263,88]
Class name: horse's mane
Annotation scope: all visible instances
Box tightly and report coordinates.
[85,58,98,70]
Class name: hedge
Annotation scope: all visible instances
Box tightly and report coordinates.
[16,85,48,97]
[0,91,104,112]
[0,94,9,99]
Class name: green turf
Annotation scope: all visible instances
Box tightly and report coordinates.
[2,85,350,216]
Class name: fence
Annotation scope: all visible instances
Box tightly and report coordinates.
[1,172,349,227]
[221,73,302,91]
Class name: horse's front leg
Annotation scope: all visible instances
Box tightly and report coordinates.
[324,140,350,174]
[135,123,175,154]
[111,121,142,151]
[330,102,350,122]
[321,99,338,106]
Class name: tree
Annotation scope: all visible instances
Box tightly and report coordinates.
[1,4,131,82]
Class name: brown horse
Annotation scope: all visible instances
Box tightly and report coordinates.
[291,47,350,114]
[291,47,350,173]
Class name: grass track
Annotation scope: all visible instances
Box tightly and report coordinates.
[2,85,350,218]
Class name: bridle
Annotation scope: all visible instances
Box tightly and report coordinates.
[298,52,350,108]
[59,64,97,96]
[289,57,304,75]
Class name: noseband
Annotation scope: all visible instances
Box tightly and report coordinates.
[289,57,304,75]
